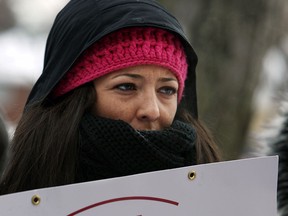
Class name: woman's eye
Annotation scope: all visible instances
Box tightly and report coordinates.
[159,87,177,95]
[115,83,136,91]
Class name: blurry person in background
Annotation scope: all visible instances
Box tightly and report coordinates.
[0,114,8,175]
[269,102,288,216]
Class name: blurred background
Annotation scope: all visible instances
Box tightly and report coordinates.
[0,0,287,160]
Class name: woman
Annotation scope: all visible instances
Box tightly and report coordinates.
[0,0,220,195]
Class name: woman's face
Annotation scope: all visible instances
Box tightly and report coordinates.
[93,65,178,130]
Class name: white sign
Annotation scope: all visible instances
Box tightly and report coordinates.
[0,156,278,216]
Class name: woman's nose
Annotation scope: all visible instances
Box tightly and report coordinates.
[136,93,160,122]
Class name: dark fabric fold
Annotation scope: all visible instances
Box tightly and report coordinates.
[76,113,197,182]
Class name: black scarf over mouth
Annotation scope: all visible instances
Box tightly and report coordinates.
[76,113,197,182]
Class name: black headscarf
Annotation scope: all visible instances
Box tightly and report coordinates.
[25,0,198,118]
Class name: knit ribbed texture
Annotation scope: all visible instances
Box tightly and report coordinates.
[53,27,188,101]
[76,113,196,182]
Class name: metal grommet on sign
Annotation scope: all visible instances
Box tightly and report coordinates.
[188,171,196,180]
[31,195,41,206]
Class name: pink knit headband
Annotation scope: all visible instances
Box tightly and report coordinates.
[53,27,188,101]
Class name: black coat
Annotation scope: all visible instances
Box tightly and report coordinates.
[25,0,199,118]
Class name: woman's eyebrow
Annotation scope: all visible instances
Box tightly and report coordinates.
[111,73,143,79]
[158,77,178,82]
[111,74,178,83]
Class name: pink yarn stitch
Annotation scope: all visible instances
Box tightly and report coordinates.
[53,27,188,101]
